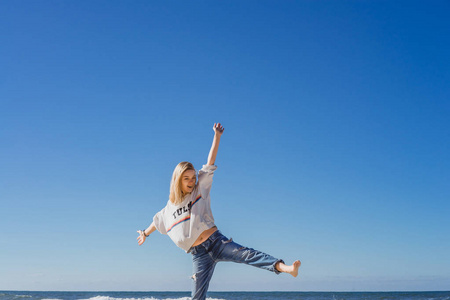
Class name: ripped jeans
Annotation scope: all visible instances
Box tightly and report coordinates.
[189,230,284,300]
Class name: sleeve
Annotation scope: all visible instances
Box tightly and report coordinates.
[197,164,217,198]
[153,208,167,235]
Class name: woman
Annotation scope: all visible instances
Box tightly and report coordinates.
[137,123,300,300]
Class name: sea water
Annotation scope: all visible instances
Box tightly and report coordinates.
[1,291,450,300]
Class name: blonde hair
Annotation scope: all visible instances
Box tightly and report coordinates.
[169,161,196,205]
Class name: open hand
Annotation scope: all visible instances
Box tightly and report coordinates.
[136,230,146,246]
[213,123,224,136]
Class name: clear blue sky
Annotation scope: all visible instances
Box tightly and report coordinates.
[1,0,449,292]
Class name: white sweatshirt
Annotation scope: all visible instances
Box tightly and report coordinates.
[153,164,217,252]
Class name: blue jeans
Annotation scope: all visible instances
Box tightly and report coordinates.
[189,231,284,300]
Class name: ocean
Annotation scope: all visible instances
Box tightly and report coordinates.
[1,291,449,300]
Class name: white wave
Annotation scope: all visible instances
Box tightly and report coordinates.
[78,297,159,300]
[78,297,225,300]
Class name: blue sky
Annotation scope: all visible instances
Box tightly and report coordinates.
[1,0,449,292]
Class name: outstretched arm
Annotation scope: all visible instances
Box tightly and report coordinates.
[207,123,224,166]
[137,221,157,246]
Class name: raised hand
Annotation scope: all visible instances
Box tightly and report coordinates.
[213,123,224,136]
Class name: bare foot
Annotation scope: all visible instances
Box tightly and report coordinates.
[290,260,301,277]
[276,260,301,277]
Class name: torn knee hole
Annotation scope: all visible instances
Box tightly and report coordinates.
[191,274,197,281]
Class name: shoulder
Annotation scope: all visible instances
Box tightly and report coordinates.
[157,201,171,214]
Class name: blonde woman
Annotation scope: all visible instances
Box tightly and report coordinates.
[137,123,300,300]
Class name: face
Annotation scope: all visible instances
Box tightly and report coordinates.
[180,169,196,195]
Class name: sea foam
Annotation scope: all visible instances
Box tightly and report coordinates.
[78,296,224,300]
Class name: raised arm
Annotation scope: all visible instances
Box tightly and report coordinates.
[207,123,224,166]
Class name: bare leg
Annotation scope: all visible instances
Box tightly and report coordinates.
[275,260,301,277]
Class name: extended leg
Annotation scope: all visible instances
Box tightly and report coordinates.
[215,237,290,275]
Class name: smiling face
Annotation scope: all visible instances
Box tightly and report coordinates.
[180,169,196,195]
